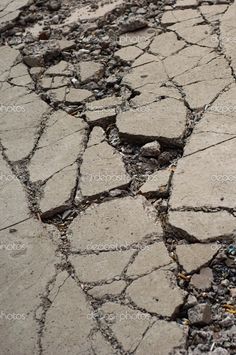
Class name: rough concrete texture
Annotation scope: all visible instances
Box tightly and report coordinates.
[126,265,186,316]
[0,219,59,355]
[139,168,171,197]
[69,196,162,251]
[175,243,218,273]
[80,128,131,197]
[1,1,236,354]
[117,98,186,144]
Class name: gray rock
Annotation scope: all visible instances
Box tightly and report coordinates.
[48,0,61,11]
[120,16,148,33]
[190,267,214,290]
[140,141,161,157]
[188,303,212,325]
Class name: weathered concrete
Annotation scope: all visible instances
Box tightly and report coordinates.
[126,242,171,277]
[126,265,186,317]
[117,98,186,144]
[71,250,133,282]
[78,61,104,83]
[29,112,87,182]
[169,211,236,242]
[136,320,186,355]
[69,196,162,251]
[175,243,218,273]
[42,277,97,355]
[100,303,151,353]
[80,128,131,197]
[0,156,29,230]
[139,169,171,197]
[0,219,58,355]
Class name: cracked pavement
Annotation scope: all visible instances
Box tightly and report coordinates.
[0,0,236,354]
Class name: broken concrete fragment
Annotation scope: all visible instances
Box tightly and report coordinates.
[200,4,228,22]
[85,108,116,126]
[80,129,130,197]
[175,243,218,273]
[40,76,69,90]
[119,28,156,47]
[140,141,161,157]
[150,32,185,57]
[115,46,143,61]
[40,164,78,216]
[101,303,151,352]
[173,57,232,109]
[0,156,30,230]
[70,250,132,282]
[48,271,69,302]
[117,98,186,145]
[169,139,236,210]
[44,61,72,76]
[86,95,123,111]
[188,303,213,325]
[28,110,87,182]
[0,80,50,161]
[58,39,75,51]
[0,219,58,355]
[42,277,96,355]
[90,332,117,355]
[168,211,236,242]
[190,267,214,290]
[131,84,182,107]
[88,281,126,298]
[163,45,215,79]
[65,88,93,104]
[221,2,236,72]
[123,61,168,89]
[184,85,236,155]
[87,126,106,147]
[9,63,32,87]
[132,52,159,67]
[161,9,200,25]
[69,196,162,251]
[38,110,87,148]
[126,242,171,277]
[139,169,171,197]
[49,87,66,102]
[0,0,30,32]
[78,61,104,83]
[175,0,198,8]
[136,320,186,355]
[126,266,186,317]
